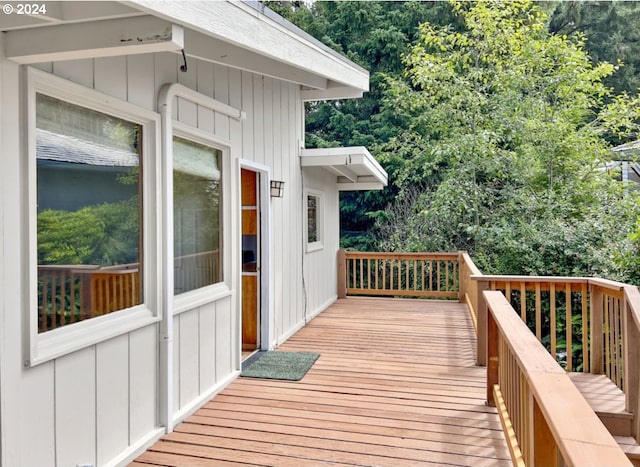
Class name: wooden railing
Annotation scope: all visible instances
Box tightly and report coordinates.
[337,250,459,299]
[458,253,640,443]
[338,250,640,460]
[485,290,632,466]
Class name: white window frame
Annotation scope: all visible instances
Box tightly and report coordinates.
[25,67,161,366]
[172,122,232,314]
[305,189,324,253]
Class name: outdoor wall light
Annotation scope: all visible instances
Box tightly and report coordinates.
[270,180,285,198]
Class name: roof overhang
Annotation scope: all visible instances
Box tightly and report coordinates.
[301,147,388,191]
[1,1,369,100]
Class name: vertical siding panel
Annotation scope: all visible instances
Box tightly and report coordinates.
[177,58,198,127]
[127,54,155,111]
[155,52,179,114]
[213,64,230,140]
[229,68,243,157]
[289,84,301,324]
[179,309,200,407]
[215,296,233,381]
[129,324,158,443]
[55,347,96,467]
[271,79,284,335]
[281,83,293,328]
[0,51,36,466]
[196,60,215,134]
[263,77,277,339]
[172,315,180,411]
[20,364,56,466]
[297,97,307,316]
[96,334,129,466]
[93,56,127,100]
[241,71,254,161]
[53,59,94,88]
[253,75,265,165]
[199,302,216,391]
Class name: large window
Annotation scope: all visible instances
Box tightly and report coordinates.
[173,136,223,294]
[36,93,143,333]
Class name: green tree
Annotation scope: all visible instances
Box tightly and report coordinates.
[548,1,640,97]
[270,1,460,248]
[376,0,640,281]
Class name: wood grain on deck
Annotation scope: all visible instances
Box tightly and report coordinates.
[133,297,510,466]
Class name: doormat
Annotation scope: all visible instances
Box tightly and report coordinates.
[240,351,320,381]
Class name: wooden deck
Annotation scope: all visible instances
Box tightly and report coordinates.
[132,297,511,466]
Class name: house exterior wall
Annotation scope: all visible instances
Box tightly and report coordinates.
[0,47,338,466]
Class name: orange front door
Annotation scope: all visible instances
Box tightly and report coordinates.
[241,169,259,350]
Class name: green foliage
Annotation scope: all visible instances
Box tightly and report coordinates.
[38,198,139,266]
[548,1,640,97]
[375,0,640,283]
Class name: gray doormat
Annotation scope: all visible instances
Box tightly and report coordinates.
[240,351,320,381]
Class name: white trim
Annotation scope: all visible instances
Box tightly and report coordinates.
[24,67,161,367]
[103,427,165,467]
[171,370,238,426]
[305,190,324,253]
[5,16,184,64]
[306,295,337,322]
[238,160,273,353]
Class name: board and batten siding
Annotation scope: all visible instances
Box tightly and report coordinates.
[302,168,341,323]
[0,47,334,466]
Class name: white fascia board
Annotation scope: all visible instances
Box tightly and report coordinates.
[300,86,365,102]
[126,0,369,91]
[5,15,183,64]
[337,181,386,191]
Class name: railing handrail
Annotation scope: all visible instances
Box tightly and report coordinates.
[486,290,632,467]
[344,251,459,259]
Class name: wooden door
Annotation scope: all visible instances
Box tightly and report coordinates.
[241,169,259,350]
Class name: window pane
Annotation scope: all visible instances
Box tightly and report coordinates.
[308,195,318,243]
[36,93,143,333]
[173,137,223,294]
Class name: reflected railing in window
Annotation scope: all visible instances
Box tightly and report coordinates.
[38,250,221,332]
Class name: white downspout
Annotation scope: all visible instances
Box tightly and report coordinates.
[157,82,246,433]
[157,83,176,434]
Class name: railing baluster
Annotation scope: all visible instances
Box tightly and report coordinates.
[582,282,589,373]
[520,282,526,322]
[550,282,556,359]
[566,283,572,372]
[535,282,541,340]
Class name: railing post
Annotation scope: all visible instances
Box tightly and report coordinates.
[487,298,498,407]
[624,287,640,441]
[337,249,347,299]
[476,279,489,366]
[590,283,604,374]
[531,396,559,467]
[457,251,464,302]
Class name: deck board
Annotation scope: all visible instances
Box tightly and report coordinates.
[132,297,510,466]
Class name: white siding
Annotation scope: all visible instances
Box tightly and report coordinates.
[303,168,341,319]
[0,50,337,466]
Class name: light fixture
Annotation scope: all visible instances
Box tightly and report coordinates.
[270,180,285,198]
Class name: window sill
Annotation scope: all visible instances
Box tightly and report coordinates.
[306,242,324,253]
[27,306,159,367]
[173,282,232,315]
